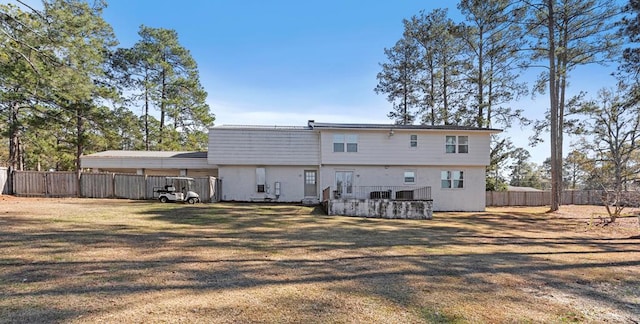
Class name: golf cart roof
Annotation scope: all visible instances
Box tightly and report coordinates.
[166,177,195,180]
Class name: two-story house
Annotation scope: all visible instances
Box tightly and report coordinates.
[208,121,500,211]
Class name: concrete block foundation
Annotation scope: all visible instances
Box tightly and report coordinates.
[328,199,433,219]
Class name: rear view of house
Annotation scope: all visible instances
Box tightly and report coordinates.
[208,121,500,212]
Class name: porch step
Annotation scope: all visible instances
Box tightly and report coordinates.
[301,197,320,205]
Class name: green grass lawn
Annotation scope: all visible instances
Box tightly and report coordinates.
[0,198,638,323]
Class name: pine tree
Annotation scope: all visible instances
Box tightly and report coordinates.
[620,0,640,80]
[525,0,621,210]
[0,3,51,170]
[124,26,214,150]
[375,38,421,125]
[43,0,117,178]
[458,0,528,129]
[402,9,467,125]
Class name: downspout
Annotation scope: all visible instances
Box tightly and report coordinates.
[309,120,323,202]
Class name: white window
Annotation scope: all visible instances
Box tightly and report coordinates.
[346,135,358,152]
[446,136,457,153]
[333,134,344,152]
[410,134,417,148]
[256,167,266,192]
[333,134,358,152]
[445,135,468,154]
[458,136,468,153]
[404,171,416,184]
[441,170,464,189]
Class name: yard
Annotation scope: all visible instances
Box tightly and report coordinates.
[0,197,638,323]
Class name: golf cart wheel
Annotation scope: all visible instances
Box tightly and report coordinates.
[187,197,197,204]
[159,196,168,203]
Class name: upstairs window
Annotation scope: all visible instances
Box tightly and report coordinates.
[410,134,418,148]
[333,135,344,152]
[446,136,456,153]
[458,136,469,153]
[446,136,468,154]
[346,135,358,152]
[333,134,358,152]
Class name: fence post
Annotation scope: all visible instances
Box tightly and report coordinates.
[111,173,116,198]
[44,172,49,197]
[571,190,574,205]
[78,172,82,198]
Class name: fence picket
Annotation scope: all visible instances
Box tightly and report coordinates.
[486,190,627,207]
[81,173,114,198]
[14,171,47,196]
[8,171,217,202]
[115,174,146,199]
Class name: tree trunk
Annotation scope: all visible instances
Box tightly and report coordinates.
[556,16,570,208]
[8,102,20,170]
[144,70,150,151]
[487,56,494,128]
[477,26,484,128]
[547,0,559,211]
[17,137,24,171]
[430,56,436,125]
[75,103,84,197]
[402,49,410,125]
[557,71,566,205]
[159,64,166,145]
[442,64,449,124]
[55,138,61,171]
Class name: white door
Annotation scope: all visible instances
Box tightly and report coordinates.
[335,171,354,197]
[304,170,317,197]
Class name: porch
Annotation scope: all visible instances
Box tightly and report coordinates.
[322,186,433,219]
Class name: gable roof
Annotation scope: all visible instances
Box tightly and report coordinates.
[309,122,501,132]
[212,121,502,133]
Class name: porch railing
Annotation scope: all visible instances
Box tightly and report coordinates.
[331,186,431,201]
[322,186,331,202]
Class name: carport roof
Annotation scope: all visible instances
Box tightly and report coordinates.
[84,151,207,159]
[81,150,213,171]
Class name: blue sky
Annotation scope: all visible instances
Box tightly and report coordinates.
[101,1,448,125]
[10,0,623,164]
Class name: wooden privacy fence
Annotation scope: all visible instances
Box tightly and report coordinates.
[0,167,10,195]
[486,190,611,207]
[10,171,219,202]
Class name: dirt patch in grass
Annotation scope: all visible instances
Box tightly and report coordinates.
[0,198,638,323]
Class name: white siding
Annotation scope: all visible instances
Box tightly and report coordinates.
[320,129,491,166]
[319,165,486,212]
[209,128,319,165]
[210,125,494,210]
[219,165,318,202]
[430,166,486,211]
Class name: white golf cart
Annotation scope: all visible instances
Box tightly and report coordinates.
[154,177,200,204]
